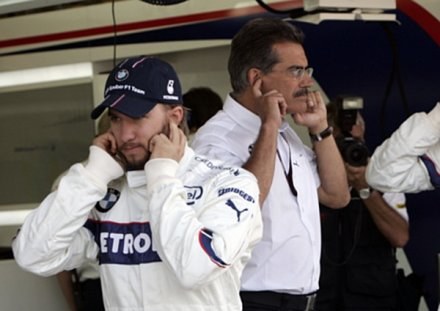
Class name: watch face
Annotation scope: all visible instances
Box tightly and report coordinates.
[359,188,371,199]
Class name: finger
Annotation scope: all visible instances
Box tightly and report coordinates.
[108,134,118,155]
[263,89,280,97]
[149,134,160,152]
[252,78,263,98]
[312,91,324,109]
[307,93,316,109]
[179,128,186,149]
[279,98,288,116]
[169,122,178,143]
[315,91,323,104]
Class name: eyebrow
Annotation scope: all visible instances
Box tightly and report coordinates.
[288,65,308,70]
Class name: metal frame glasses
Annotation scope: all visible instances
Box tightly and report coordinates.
[288,66,313,79]
[269,66,314,80]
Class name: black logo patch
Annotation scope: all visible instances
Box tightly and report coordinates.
[95,188,121,213]
[115,69,129,81]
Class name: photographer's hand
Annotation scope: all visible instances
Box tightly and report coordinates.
[345,162,369,191]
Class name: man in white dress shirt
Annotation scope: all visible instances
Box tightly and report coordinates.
[192,18,350,311]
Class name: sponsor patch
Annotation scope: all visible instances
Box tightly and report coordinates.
[115,69,129,81]
[194,156,241,176]
[95,188,120,213]
[166,79,175,94]
[218,187,255,203]
[225,199,249,222]
[86,220,161,265]
[185,186,203,205]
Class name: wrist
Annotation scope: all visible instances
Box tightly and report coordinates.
[86,146,124,183]
[309,126,333,142]
[358,187,371,199]
[308,122,329,135]
[358,187,381,200]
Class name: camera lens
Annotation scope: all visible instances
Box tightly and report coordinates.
[337,137,369,167]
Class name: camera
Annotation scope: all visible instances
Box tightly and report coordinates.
[336,136,369,167]
[333,96,369,167]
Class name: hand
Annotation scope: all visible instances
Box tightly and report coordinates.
[149,122,186,162]
[345,163,369,190]
[252,78,287,128]
[292,91,328,133]
[92,132,128,169]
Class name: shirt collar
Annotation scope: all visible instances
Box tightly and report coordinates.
[224,94,261,133]
[224,93,290,136]
[126,170,146,188]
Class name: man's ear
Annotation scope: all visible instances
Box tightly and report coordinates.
[247,68,261,87]
[167,105,184,124]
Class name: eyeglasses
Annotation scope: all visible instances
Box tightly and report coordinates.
[288,66,314,79]
[268,65,314,80]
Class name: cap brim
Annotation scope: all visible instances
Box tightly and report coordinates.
[91,94,157,119]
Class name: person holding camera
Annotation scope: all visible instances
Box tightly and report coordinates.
[315,96,410,311]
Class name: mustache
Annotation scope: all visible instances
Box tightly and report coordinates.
[293,88,309,98]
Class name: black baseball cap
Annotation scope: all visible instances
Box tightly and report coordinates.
[91,56,182,119]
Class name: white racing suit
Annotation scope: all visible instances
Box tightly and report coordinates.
[12,145,262,311]
[366,102,440,193]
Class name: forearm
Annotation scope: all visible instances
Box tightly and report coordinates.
[313,134,350,208]
[12,151,117,275]
[362,191,409,247]
[243,122,279,205]
[57,271,78,311]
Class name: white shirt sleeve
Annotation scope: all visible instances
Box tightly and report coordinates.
[366,102,440,193]
[12,146,123,276]
[144,157,262,289]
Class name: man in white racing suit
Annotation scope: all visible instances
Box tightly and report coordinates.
[366,102,440,193]
[12,56,263,311]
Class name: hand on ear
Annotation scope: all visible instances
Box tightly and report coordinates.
[150,122,186,162]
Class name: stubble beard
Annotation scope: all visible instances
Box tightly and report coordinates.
[120,122,170,171]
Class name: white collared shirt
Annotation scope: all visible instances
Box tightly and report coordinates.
[192,94,321,294]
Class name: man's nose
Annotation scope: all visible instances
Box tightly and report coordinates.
[119,120,136,141]
[299,75,314,87]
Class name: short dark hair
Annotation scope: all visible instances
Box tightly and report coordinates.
[228,18,305,95]
[183,87,223,131]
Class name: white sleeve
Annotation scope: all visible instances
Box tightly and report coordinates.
[144,158,262,289]
[382,192,408,222]
[191,125,251,167]
[366,102,440,193]
[12,146,124,276]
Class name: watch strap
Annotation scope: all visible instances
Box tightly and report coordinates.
[309,126,333,142]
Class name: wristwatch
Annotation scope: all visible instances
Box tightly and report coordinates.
[358,187,371,199]
[309,126,333,142]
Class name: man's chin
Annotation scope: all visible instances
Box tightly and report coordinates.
[125,155,150,171]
